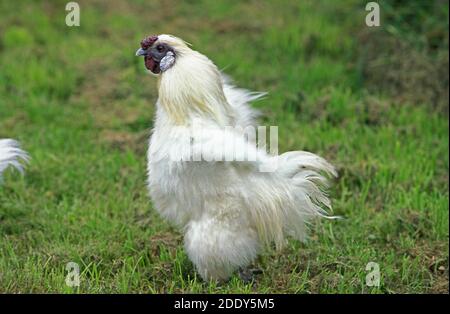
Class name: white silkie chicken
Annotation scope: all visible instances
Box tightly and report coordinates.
[136,34,337,282]
[0,139,28,182]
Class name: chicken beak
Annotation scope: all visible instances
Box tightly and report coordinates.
[135,48,147,57]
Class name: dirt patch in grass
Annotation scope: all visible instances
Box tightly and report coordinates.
[425,253,448,293]
[428,274,449,293]
[99,130,148,154]
[358,29,449,114]
[73,57,154,153]
[0,112,30,134]
[148,232,182,252]
[401,239,449,293]
[72,58,121,107]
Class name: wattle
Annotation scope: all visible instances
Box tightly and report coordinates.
[145,56,160,74]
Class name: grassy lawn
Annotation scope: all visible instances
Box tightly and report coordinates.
[0,0,448,293]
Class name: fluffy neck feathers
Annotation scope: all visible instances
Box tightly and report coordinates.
[157,49,234,126]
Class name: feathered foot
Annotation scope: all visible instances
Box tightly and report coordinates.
[237,267,263,284]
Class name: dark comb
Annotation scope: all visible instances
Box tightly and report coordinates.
[141,35,158,49]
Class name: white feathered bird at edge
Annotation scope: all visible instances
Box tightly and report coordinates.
[136,34,338,282]
[0,139,29,183]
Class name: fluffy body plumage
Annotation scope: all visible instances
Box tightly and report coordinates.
[142,35,337,281]
[0,139,28,182]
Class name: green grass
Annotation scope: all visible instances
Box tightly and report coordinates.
[0,0,448,293]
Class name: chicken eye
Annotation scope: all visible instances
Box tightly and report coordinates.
[156,45,165,53]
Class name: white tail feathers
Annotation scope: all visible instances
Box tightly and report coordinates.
[252,151,338,248]
[279,151,339,238]
[276,151,338,180]
[0,139,29,180]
